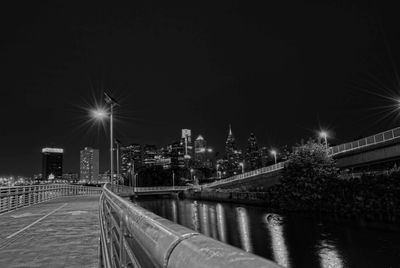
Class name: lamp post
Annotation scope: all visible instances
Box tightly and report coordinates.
[172,170,175,188]
[190,168,194,181]
[239,162,245,173]
[115,139,121,184]
[319,131,328,148]
[91,92,119,184]
[270,150,277,164]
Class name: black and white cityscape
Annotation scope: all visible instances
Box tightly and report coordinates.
[1,1,400,268]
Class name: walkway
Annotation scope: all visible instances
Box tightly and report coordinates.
[0,195,100,268]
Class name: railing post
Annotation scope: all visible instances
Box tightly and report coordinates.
[119,218,126,267]
[8,187,11,211]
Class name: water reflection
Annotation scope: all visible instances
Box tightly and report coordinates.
[265,214,290,268]
[317,239,344,268]
[135,198,400,268]
[216,204,227,243]
[191,201,200,232]
[171,199,178,222]
[199,203,210,236]
[236,207,253,252]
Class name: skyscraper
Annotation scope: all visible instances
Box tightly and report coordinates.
[181,129,193,159]
[245,133,262,171]
[143,144,158,167]
[120,144,142,179]
[80,147,99,183]
[194,135,213,168]
[225,125,241,176]
[42,148,63,180]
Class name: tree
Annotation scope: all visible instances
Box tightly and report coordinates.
[282,139,338,183]
[278,139,339,210]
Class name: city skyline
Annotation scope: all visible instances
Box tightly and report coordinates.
[2,1,400,176]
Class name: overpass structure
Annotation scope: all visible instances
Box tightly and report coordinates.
[203,127,400,189]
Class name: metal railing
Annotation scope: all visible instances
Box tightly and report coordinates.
[99,183,280,268]
[133,186,189,193]
[329,127,400,156]
[204,162,285,188]
[0,184,102,214]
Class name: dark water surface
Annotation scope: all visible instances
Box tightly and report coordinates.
[134,198,400,268]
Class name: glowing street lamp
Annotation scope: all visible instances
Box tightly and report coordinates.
[239,162,245,173]
[319,131,328,147]
[190,168,195,180]
[270,150,277,164]
[91,92,119,183]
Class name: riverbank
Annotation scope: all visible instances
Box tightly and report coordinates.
[184,172,400,223]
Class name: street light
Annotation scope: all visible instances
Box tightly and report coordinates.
[239,162,245,173]
[270,150,277,164]
[91,92,119,183]
[190,168,194,180]
[319,131,328,147]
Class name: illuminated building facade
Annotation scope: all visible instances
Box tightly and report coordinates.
[245,133,262,171]
[225,125,242,176]
[42,148,63,180]
[194,135,213,168]
[120,144,142,181]
[143,144,158,167]
[181,129,193,159]
[79,147,99,183]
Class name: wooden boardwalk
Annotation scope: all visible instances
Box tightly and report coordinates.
[0,195,100,268]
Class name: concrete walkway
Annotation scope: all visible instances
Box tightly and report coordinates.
[0,196,100,268]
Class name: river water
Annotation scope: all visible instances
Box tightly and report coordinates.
[135,198,400,268]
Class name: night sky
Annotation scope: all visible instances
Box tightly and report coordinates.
[2,1,400,176]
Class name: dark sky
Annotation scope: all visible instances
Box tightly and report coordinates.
[1,1,400,176]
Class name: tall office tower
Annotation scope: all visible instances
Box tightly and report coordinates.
[42,148,64,180]
[194,135,213,168]
[181,129,193,159]
[79,147,99,183]
[225,125,241,175]
[120,144,142,180]
[245,133,262,171]
[169,141,186,169]
[260,147,271,167]
[143,144,158,167]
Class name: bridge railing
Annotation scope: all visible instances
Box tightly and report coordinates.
[99,183,280,268]
[133,186,190,192]
[329,127,400,156]
[0,184,102,214]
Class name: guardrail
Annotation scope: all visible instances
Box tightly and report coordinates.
[329,127,400,156]
[0,184,102,214]
[99,183,281,268]
[204,162,285,188]
[133,186,189,193]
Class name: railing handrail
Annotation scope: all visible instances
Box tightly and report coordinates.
[329,126,400,156]
[99,183,281,268]
[0,184,102,214]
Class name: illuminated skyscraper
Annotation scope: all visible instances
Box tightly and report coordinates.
[143,144,158,167]
[80,147,99,183]
[120,144,142,180]
[194,135,213,168]
[225,125,241,175]
[181,129,193,159]
[42,148,63,180]
[245,133,262,171]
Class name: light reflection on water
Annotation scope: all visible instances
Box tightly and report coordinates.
[135,198,400,268]
[265,214,290,267]
[236,207,253,252]
[317,239,344,268]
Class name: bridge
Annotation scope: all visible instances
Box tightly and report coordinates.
[203,126,400,189]
[0,183,280,268]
